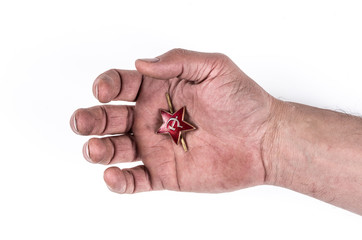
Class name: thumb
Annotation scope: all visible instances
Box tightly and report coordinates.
[135,48,231,82]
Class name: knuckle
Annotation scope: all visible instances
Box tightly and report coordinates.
[123,170,136,194]
[214,52,231,63]
[170,48,188,56]
[115,106,133,133]
[118,136,137,162]
[126,106,134,132]
[206,52,233,72]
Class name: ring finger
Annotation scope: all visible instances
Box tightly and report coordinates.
[83,135,138,164]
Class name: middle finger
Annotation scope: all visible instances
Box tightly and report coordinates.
[71,105,134,136]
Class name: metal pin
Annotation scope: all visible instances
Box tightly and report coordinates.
[165,92,174,113]
[166,92,188,152]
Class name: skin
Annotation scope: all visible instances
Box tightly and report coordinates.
[70,49,362,215]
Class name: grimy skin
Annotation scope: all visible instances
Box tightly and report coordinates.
[71,49,362,215]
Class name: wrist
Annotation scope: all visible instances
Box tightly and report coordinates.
[258,93,362,214]
[261,98,292,186]
[262,100,362,207]
[261,100,318,189]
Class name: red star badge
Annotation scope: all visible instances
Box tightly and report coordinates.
[157,107,196,144]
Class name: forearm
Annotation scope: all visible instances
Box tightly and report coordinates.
[264,100,362,215]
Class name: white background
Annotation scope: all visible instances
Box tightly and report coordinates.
[1,0,361,239]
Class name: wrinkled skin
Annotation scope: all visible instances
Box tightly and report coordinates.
[70,49,276,194]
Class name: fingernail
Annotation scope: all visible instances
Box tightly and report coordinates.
[71,113,79,134]
[138,57,160,63]
[95,84,99,99]
[83,141,92,163]
[106,184,115,192]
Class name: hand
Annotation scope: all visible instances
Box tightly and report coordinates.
[70,49,277,194]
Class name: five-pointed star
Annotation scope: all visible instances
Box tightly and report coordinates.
[157,107,196,144]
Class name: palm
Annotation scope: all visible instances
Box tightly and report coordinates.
[134,67,270,192]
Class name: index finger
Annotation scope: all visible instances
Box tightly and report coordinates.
[93,69,143,103]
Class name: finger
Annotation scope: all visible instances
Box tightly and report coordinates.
[135,48,235,83]
[93,69,143,103]
[104,166,154,194]
[82,135,138,164]
[70,105,133,135]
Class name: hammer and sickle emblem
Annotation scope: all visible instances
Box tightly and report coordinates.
[167,116,183,131]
